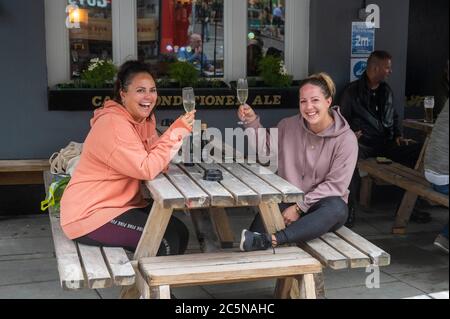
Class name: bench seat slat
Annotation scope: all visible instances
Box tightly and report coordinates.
[300,238,349,269]
[0,159,49,172]
[102,247,136,286]
[141,247,313,268]
[320,233,371,268]
[140,247,321,287]
[77,244,113,289]
[334,226,391,266]
[48,214,85,290]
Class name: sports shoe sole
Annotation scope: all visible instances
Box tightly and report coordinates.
[239,229,247,252]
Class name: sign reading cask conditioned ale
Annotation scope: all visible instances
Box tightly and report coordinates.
[48,86,298,111]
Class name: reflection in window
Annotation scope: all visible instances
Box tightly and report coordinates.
[138,0,224,78]
[137,0,160,70]
[67,0,112,79]
[247,0,285,76]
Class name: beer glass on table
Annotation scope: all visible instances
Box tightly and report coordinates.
[424,96,434,123]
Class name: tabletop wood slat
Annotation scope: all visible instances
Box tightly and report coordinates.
[219,162,283,204]
[165,164,210,208]
[402,119,434,134]
[178,164,235,207]
[145,174,185,209]
[242,163,304,203]
[198,162,261,206]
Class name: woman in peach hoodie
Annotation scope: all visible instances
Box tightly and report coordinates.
[60,60,195,255]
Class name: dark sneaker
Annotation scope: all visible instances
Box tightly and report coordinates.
[434,234,449,254]
[239,229,272,252]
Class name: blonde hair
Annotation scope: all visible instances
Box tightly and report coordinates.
[299,72,336,100]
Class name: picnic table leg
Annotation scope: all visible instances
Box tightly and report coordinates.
[209,207,235,248]
[392,192,418,234]
[190,209,223,252]
[258,202,300,299]
[392,138,428,235]
[360,176,373,207]
[296,274,317,299]
[120,202,173,299]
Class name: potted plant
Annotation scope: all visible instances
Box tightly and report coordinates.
[48,58,117,111]
[155,61,232,110]
[230,55,300,109]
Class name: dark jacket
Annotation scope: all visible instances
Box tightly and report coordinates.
[340,73,401,147]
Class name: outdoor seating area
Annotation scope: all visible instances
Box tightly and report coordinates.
[0,0,448,306]
[0,189,448,299]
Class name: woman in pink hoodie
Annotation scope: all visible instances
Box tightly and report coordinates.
[60,60,195,255]
[237,73,358,252]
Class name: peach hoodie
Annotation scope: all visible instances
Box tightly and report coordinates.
[60,100,191,239]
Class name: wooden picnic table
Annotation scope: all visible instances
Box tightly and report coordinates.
[121,155,321,298]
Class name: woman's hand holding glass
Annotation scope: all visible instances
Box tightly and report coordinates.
[180,110,196,129]
[237,104,257,125]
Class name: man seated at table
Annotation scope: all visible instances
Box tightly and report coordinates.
[177,33,213,73]
[340,50,422,225]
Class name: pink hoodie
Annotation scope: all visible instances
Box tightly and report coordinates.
[60,100,191,239]
[246,107,358,212]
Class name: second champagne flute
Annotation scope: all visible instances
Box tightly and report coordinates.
[236,78,249,125]
[182,87,196,113]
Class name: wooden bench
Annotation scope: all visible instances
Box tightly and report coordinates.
[358,158,449,234]
[139,247,322,299]
[0,159,49,185]
[44,171,135,290]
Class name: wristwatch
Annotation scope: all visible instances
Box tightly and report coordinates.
[294,204,301,215]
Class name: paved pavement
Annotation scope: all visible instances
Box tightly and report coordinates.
[0,185,448,299]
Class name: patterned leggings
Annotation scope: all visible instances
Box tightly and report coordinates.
[74,205,189,255]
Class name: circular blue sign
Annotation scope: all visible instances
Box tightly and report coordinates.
[353,61,367,79]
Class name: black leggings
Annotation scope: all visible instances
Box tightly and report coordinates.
[74,205,189,255]
[249,197,348,244]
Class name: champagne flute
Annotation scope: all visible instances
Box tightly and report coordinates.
[182,87,196,166]
[182,87,196,113]
[236,78,249,125]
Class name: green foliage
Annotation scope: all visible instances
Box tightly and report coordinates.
[258,55,293,88]
[81,58,117,88]
[168,61,199,87]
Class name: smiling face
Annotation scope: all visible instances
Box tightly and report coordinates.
[120,72,157,123]
[299,83,333,132]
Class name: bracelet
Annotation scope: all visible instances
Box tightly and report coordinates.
[294,204,301,214]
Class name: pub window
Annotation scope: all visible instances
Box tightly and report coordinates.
[247,0,285,76]
[138,0,224,78]
[67,0,113,79]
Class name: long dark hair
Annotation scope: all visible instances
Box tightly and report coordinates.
[113,60,155,104]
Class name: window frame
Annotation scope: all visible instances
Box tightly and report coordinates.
[45,0,309,87]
